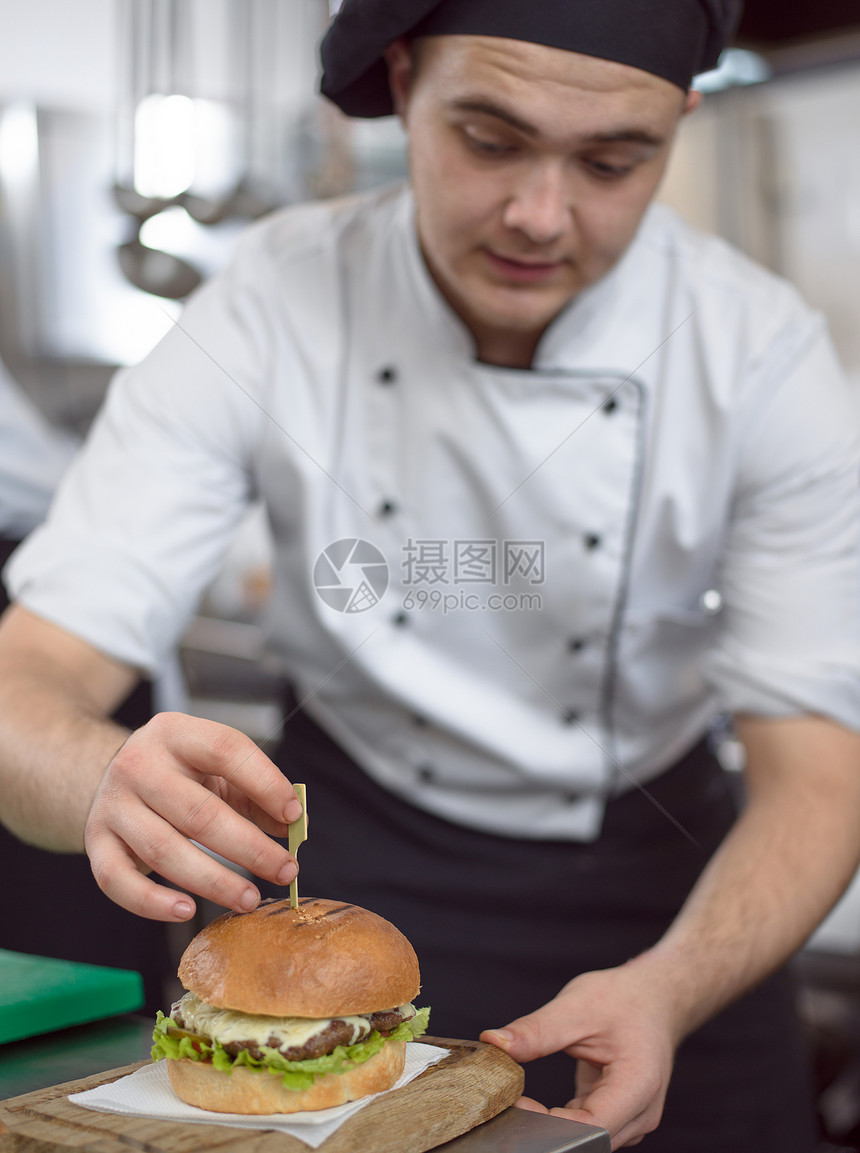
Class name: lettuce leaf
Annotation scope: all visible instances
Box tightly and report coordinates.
[152,1006,430,1091]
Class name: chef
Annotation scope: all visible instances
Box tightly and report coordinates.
[1,1,859,1148]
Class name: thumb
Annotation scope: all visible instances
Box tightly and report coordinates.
[480,998,577,1064]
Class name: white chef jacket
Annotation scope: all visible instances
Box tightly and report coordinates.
[6,184,860,840]
[0,355,78,539]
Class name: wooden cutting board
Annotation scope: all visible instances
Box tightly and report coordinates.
[0,1037,524,1153]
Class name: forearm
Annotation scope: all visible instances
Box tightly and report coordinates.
[0,679,130,850]
[630,715,860,1043]
[0,606,137,851]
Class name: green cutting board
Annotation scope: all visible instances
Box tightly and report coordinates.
[0,949,144,1045]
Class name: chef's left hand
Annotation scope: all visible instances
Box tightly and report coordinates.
[480,960,680,1150]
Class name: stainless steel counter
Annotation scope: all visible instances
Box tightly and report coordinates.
[0,1014,153,1102]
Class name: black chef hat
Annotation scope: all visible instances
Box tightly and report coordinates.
[320,0,742,117]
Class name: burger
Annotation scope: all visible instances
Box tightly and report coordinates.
[151,897,430,1114]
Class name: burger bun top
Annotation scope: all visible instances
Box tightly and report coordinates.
[177,897,420,1018]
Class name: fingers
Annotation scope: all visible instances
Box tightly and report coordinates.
[580,1074,662,1148]
[153,713,303,825]
[104,721,298,874]
[544,1063,663,1150]
[545,1104,649,1151]
[146,775,296,883]
[512,1097,549,1114]
[480,994,578,1063]
[89,786,297,915]
[85,712,304,920]
[514,1090,651,1150]
[88,828,198,922]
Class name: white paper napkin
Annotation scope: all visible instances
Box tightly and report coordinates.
[68,1042,449,1149]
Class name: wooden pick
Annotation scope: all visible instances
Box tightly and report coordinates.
[288,783,307,909]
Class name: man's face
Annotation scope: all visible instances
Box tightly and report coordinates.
[387,36,697,366]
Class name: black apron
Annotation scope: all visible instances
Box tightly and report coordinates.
[266,691,817,1152]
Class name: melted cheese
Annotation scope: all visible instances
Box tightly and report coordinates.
[173,991,414,1053]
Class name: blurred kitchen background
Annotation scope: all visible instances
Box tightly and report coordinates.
[1,0,860,1144]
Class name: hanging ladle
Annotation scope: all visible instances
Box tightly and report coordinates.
[114,0,201,299]
[180,0,274,226]
[113,0,173,221]
[118,220,202,300]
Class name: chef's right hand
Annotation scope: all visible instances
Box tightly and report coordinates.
[84,711,302,922]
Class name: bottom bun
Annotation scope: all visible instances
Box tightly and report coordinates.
[165,1039,407,1114]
